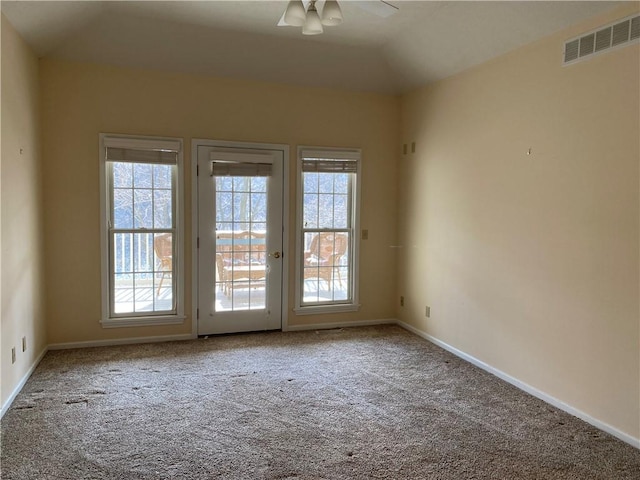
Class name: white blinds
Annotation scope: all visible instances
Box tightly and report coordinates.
[209,150,274,176]
[104,137,180,164]
[211,162,272,177]
[300,148,359,173]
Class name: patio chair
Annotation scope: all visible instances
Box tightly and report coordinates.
[154,233,172,296]
[303,232,348,290]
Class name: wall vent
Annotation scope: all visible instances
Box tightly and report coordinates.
[564,14,639,65]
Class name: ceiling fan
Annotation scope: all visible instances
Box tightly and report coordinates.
[278,0,399,35]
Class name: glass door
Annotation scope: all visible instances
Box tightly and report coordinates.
[197,145,284,335]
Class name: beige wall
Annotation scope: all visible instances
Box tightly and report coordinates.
[1,15,47,409]
[39,59,400,344]
[398,5,640,441]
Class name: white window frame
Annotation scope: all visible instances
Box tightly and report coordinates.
[294,146,361,315]
[99,133,185,327]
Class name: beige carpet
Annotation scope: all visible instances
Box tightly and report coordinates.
[1,325,638,479]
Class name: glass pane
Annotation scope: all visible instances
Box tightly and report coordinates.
[334,194,348,229]
[133,163,153,188]
[251,177,266,192]
[217,222,233,231]
[153,164,172,189]
[216,191,233,222]
[113,162,132,188]
[334,173,349,194]
[337,266,349,300]
[154,190,172,228]
[318,194,334,229]
[113,189,133,229]
[113,274,133,314]
[133,233,154,273]
[153,242,174,311]
[113,233,133,273]
[304,231,319,258]
[304,172,318,193]
[302,268,321,304]
[153,232,174,311]
[233,177,250,192]
[303,194,318,229]
[232,250,247,265]
[133,189,153,228]
[217,176,233,192]
[154,233,173,270]
[233,190,251,230]
[134,273,153,312]
[319,173,334,193]
[248,287,266,310]
[251,193,267,222]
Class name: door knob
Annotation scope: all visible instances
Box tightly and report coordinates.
[270,251,281,259]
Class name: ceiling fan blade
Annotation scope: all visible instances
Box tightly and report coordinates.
[355,1,399,18]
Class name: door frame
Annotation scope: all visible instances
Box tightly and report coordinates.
[191,139,290,337]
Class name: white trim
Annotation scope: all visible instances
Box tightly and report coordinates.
[191,140,199,338]
[299,148,360,160]
[396,320,640,449]
[100,315,186,328]
[1,346,48,419]
[285,318,395,332]
[281,148,291,332]
[191,139,290,334]
[48,333,195,350]
[293,303,361,316]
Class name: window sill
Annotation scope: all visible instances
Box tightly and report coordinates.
[293,304,360,316]
[101,315,186,328]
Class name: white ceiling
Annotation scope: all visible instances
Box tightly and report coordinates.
[1,1,627,93]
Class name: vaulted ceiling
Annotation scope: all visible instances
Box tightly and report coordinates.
[1,1,627,93]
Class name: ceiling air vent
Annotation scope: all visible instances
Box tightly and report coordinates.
[563,14,639,65]
[595,27,612,52]
[579,33,595,57]
[630,16,640,40]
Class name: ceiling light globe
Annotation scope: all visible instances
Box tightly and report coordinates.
[284,0,306,27]
[302,6,323,35]
[321,0,343,26]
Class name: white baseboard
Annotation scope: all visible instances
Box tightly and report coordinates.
[285,318,396,332]
[48,333,196,350]
[1,346,48,419]
[396,320,640,449]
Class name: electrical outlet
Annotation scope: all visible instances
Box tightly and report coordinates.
[22,336,27,352]
[400,296,404,307]
[11,347,16,364]
[411,142,416,153]
[425,306,431,318]
[361,229,369,240]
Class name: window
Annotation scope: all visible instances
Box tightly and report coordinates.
[100,134,184,327]
[295,147,361,314]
